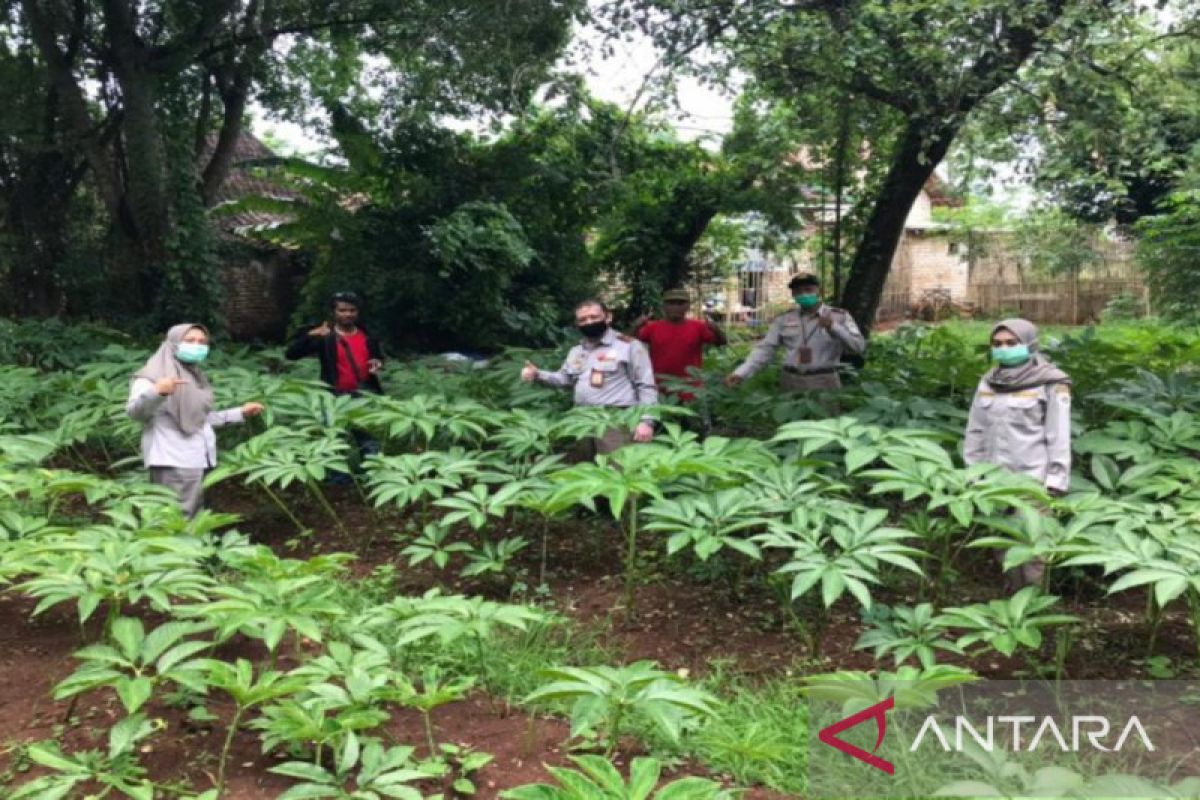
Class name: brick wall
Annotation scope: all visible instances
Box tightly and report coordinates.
[906,232,970,300]
[221,251,306,342]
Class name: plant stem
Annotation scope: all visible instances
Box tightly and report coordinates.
[1189,592,1200,668]
[473,633,488,687]
[422,710,437,758]
[606,704,625,759]
[623,497,640,619]
[1054,627,1071,686]
[306,483,346,536]
[216,706,244,795]
[539,517,549,587]
[105,598,122,637]
[259,483,306,533]
[1147,597,1164,658]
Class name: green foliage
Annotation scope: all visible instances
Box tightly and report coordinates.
[690,677,808,793]
[54,617,212,714]
[204,658,306,792]
[12,714,160,800]
[0,0,584,323]
[939,587,1077,659]
[1138,189,1200,323]
[12,522,216,626]
[400,523,474,572]
[855,603,963,669]
[642,490,768,562]
[8,318,1200,798]
[461,536,530,580]
[501,755,738,800]
[800,665,978,716]
[524,662,720,756]
[180,574,345,654]
[760,508,923,610]
[269,738,440,800]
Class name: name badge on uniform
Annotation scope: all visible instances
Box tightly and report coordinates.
[590,369,605,388]
[798,347,813,365]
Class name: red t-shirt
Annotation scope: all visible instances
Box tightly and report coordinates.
[637,319,717,397]
[333,330,371,393]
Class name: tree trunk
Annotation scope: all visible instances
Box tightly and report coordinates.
[101,0,175,309]
[201,59,255,206]
[665,204,720,289]
[840,120,954,333]
[21,0,123,222]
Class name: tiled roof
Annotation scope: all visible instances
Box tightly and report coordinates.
[204,133,300,236]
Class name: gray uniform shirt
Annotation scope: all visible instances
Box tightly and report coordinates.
[963,378,1072,492]
[536,328,658,420]
[733,305,866,379]
[126,378,245,469]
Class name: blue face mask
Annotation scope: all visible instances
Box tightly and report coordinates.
[992,343,1030,366]
[794,293,820,309]
[176,343,210,364]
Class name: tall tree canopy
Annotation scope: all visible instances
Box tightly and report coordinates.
[609,0,1134,331]
[0,0,581,322]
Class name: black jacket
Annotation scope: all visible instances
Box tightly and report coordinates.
[285,326,385,394]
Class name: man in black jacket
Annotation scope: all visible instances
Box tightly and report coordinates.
[285,291,385,395]
[285,292,384,478]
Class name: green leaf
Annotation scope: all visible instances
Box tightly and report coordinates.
[116,676,155,714]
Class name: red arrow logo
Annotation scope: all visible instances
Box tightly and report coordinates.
[817,696,895,775]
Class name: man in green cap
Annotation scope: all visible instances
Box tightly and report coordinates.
[725,273,865,392]
[633,288,726,401]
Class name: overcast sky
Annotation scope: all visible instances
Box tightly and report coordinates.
[250,22,735,155]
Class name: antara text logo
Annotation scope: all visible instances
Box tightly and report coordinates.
[817,697,1156,775]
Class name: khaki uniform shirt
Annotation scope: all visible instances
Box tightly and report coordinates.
[536,328,658,420]
[733,305,866,381]
[963,378,1072,492]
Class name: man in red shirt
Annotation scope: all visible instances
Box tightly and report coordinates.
[634,288,726,402]
[285,291,385,480]
[286,291,385,396]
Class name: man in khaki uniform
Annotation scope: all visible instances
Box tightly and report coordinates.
[725,273,866,392]
[521,299,657,457]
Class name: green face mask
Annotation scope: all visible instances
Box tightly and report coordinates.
[176,343,210,364]
[794,293,820,309]
[991,343,1030,366]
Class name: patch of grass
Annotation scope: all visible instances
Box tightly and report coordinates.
[691,669,809,793]
[446,616,621,702]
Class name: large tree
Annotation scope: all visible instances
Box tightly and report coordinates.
[1,0,580,321]
[612,0,1122,331]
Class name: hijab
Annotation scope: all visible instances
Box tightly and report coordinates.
[132,323,214,435]
[983,318,1071,392]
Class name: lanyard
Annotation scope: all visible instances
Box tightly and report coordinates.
[799,312,823,346]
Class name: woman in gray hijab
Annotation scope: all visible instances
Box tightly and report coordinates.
[125,324,264,518]
[964,318,1072,589]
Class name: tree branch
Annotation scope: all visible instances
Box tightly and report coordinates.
[148,0,239,74]
[191,11,418,62]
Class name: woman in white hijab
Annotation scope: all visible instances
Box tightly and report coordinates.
[964,318,1072,590]
[126,324,264,517]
